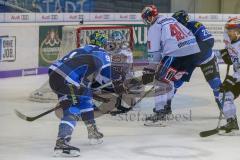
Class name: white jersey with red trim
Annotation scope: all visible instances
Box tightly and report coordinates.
[147,16,200,63]
[223,32,240,82]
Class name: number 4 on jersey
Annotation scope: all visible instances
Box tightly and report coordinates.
[170,23,187,41]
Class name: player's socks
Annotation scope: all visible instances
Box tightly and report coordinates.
[54,137,80,157]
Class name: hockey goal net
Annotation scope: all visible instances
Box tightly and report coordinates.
[29,25,134,102]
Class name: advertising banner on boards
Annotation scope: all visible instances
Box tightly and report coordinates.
[39,26,62,67]
[0,36,16,62]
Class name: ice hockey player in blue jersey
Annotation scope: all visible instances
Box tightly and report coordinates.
[48,31,115,157]
[144,10,222,124]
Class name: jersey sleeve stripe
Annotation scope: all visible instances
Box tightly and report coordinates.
[202,36,214,41]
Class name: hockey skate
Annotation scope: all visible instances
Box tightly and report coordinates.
[219,117,239,135]
[54,137,80,157]
[144,103,172,127]
[86,121,104,145]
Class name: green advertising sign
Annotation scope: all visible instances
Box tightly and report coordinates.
[131,24,148,59]
[39,26,62,67]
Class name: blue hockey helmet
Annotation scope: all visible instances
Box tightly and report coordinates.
[89,31,108,48]
[172,10,189,26]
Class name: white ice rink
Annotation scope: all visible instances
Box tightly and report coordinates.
[1,65,240,160]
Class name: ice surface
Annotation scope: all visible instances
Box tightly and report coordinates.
[0,65,240,160]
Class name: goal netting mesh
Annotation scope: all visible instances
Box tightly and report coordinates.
[29,25,134,102]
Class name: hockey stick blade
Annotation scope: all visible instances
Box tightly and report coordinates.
[15,104,59,122]
[15,109,37,122]
[199,128,219,137]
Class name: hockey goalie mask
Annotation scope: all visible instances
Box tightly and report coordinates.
[141,5,158,25]
[225,18,240,42]
[107,31,125,52]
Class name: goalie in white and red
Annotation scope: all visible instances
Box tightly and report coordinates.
[107,31,140,115]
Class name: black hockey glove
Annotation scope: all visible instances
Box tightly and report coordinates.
[142,68,155,85]
[219,75,240,99]
[220,49,233,65]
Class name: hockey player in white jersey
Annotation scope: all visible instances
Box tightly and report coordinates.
[141,5,200,124]
[146,10,222,124]
[218,18,240,132]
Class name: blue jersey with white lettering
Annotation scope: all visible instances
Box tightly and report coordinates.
[186,21,214,64]
[49,45,111,88]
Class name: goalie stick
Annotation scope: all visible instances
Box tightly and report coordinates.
[199,64,230,137]
[15,82,112,122]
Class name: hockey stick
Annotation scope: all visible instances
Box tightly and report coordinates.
[132,85,155,107]
[199,64,230,137]
[14,82,112,122]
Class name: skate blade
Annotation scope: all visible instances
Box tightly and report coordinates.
[53,149,80,157]
[144,121,166,127]
[218,129,240,136]
[89,138,103,145]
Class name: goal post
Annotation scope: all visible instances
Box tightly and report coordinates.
[29,25,134,102]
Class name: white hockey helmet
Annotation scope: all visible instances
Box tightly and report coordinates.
[225,17,240,30]
[141,5,158,25]
[225,17,240,41]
